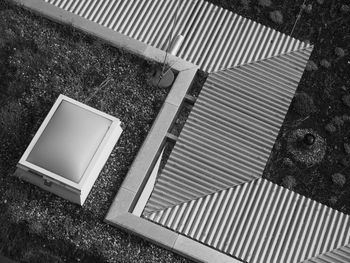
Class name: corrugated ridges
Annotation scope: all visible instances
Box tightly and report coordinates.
[175,0,309,72]
[46,0,196,52]
[302,245,350,263]
[44,0,309,72]
[144,178,350,263]
[143,46,312,214]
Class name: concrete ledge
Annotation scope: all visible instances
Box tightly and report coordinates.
[120,101,177,195]
[119,67,198,197]
[143,46,196,72]
[11,0,197,72]
[105,212,243,263]
[104,187,135,218]
[105,213,179,250]
[132,149,164,216]
[165,68,198,107]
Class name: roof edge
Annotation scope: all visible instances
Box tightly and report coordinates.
[211,44,314,74]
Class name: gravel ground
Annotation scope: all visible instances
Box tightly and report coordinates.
[0,2,192,263]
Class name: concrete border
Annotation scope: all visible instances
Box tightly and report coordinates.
[104,66,241,263]
[9,1,243,262]
[11,0,197,72]
[104,65,197,203]
[103,66,243,263]
[132,148,164,217]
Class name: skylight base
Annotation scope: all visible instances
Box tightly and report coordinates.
[15,95,122,205]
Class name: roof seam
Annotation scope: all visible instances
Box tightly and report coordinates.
[144,45,313,213]
[146,178,350,263]
[142,177,262,217]
[210,44,313,74]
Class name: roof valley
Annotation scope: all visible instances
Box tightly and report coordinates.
[144,46,313,214]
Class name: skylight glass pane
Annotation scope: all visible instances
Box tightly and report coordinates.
[27,100,112,183]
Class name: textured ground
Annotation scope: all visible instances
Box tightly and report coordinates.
[206,0,350,213]
[0,2,192,262]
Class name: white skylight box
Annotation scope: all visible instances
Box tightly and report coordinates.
[16,95,122,205]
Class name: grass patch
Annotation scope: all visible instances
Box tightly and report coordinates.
[0,2,192,263]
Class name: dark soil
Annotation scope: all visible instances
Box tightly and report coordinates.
[205,0,350,213]
[0,2,191,263]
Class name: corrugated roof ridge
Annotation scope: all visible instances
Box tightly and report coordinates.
[144,176,350,222]
[211,44,314,74]
[144,175,345,219]
[300,243,350,263]
[143,44,313,215]
[196,0,312,72]
[46,0,311,72]
[144,178,350,263]
[142,177,261,218]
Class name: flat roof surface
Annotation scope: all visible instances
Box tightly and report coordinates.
[27,100,111,183]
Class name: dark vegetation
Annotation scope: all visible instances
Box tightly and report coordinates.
[206,0,350,213]
[0,2,191,262]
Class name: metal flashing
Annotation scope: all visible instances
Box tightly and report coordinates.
[144,46,313,213]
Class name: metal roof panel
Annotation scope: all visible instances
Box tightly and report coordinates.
[145,178,350,263]
[144,46,312,213]
[45,0,310,72]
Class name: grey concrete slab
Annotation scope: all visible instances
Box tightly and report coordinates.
[104,187,135,219]
[105,213,179,250]
[165,68,198,107]
[143,46,197,72]
[119,67,197,197]
[120,102,178,194]
[11,0,197,72]
[132,149,164,216]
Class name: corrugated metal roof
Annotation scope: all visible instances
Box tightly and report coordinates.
[45,0,309,72]
[143,46,312,213]
[144,178,350,263]
[40,2,345,262]
[302,245,350,263]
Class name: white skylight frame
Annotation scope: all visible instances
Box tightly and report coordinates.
[16,94,122,205]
